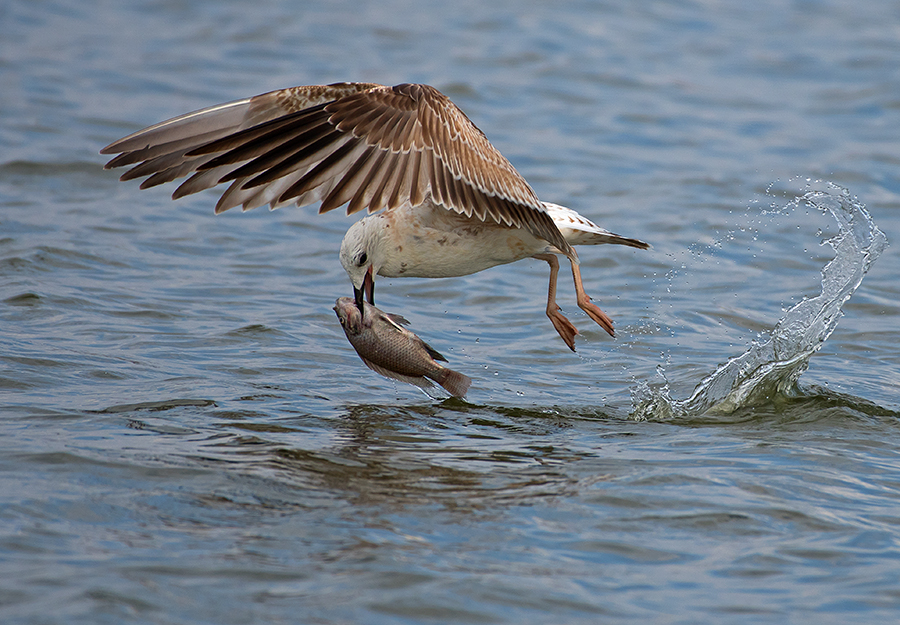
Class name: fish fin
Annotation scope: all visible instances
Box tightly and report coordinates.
[432,367,472,398]
[360,357,435,390]
[419,339,447,362]
[383,312,410,326]
[380,311,446,361]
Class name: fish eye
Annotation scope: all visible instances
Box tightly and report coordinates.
[358,252,368,266]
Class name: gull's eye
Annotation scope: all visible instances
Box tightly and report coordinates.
[358,252,368,266]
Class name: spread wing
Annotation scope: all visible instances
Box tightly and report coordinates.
[101,82,574,258]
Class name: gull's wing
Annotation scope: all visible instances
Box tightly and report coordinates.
[102,82,574,259]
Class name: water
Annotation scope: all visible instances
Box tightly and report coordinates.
[634,183,889,418]
[3,1,900,623]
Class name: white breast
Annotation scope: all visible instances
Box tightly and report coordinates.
[373,201,554,279]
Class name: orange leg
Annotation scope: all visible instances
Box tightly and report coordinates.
[533,254,579,351]
[571,261,615,337]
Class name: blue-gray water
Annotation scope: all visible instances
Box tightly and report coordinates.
[3,1,900,623]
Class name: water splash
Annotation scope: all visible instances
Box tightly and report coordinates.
[632,183,887,419]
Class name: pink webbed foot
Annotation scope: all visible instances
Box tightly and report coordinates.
[547,305,579,351]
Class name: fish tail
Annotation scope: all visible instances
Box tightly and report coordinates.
[434,367,472,398]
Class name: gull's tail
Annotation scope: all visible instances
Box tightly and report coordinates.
[543,202,649,249]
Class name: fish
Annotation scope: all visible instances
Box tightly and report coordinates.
[333,297,472,398]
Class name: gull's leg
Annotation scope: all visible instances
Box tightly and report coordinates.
[533,253,578,351]
[570,261,615,337]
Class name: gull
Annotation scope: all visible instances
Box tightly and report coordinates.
[101,82,649,350]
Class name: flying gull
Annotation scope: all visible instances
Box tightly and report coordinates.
[101,82,649,350]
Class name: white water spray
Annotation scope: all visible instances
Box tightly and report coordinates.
[632,183,887,419]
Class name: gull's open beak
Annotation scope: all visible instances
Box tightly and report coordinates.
[353,266,375,313]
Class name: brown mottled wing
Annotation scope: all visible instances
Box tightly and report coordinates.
[101,82,381,196]
[101,82,573,258]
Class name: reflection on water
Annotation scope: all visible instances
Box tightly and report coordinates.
[633,183,888,419]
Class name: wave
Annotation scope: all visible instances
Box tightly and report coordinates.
[631,183,888,419]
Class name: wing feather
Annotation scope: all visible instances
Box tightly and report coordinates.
[102,81,572,256]
[241,131,350,190]
[275,138,367,205]
[318,145,379,214]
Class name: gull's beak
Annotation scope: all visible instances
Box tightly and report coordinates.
[353,285,365,313]
[353,266,375,313]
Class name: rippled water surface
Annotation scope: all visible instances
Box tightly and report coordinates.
[3,1,900,623]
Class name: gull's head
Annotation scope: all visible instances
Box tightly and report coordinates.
[339,218,380,312]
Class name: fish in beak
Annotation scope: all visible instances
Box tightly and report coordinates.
[354,265,375,313]
[333,296,471,398]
